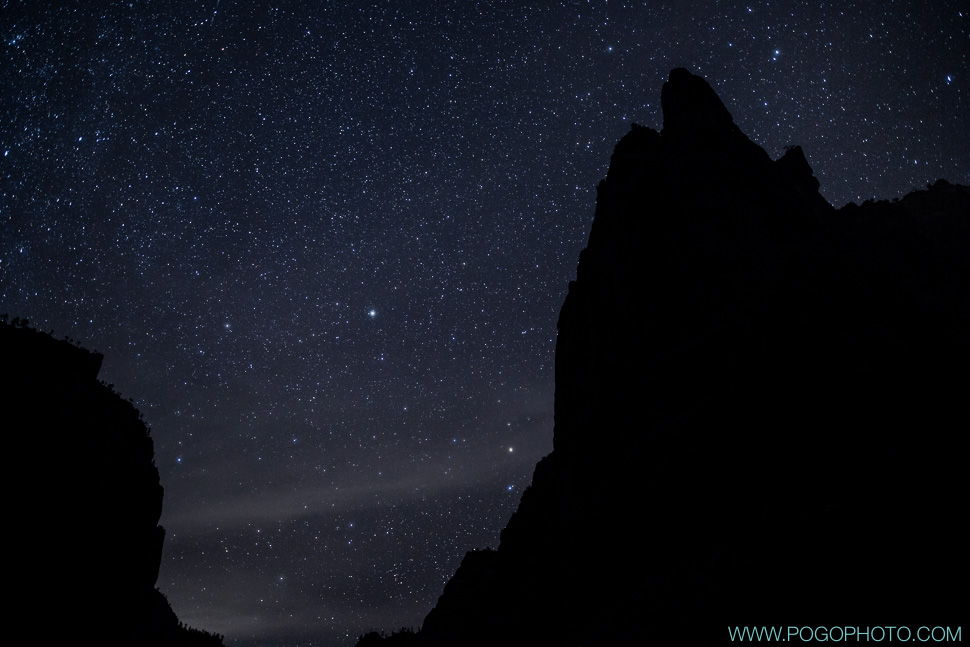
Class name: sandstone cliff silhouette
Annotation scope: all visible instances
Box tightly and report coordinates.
[1,317,225,646]
[358,69,968,645]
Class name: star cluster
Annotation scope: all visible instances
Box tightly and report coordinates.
[1,2,966,646]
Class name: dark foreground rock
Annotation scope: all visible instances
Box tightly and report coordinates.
[359,69,968,646]
[1,318,224,646]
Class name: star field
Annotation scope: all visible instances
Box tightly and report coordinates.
[1,2,967,646]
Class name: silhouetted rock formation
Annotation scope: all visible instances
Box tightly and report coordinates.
[356,68,968,646]
[0,317,224,647]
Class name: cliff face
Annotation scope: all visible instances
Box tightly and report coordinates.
[1,319,224,646]
[359,68,968,646]
[529,70,967,643]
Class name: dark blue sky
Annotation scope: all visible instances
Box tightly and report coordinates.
[2,1,966,645]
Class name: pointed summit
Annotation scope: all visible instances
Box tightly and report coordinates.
[661,67,733,132]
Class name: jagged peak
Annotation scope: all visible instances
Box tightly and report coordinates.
[355,69,969,647]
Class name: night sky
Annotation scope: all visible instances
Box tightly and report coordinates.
[1,1,966,645]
